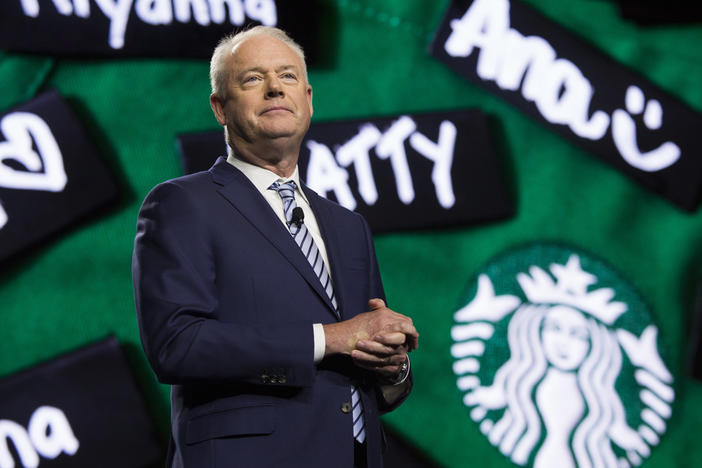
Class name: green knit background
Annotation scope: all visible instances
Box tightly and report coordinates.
[2,1,701,466]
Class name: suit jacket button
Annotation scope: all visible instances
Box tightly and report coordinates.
[341,402,352,414]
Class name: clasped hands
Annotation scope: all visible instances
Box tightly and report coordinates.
[323,298,418,382]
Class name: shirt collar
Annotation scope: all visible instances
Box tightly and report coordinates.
[226,153,309,203]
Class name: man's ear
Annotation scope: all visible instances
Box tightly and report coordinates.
[306,85,313,117]
[210,93,227,126]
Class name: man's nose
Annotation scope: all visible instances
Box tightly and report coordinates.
[265,76,284,98]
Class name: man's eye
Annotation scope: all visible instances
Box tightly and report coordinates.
[244,76,261,83]
[282,73,297,80]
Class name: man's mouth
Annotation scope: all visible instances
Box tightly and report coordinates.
[261,106,291,115]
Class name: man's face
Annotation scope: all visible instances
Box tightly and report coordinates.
[214,34,313,151]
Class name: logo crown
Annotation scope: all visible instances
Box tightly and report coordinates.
[516,255,627,325]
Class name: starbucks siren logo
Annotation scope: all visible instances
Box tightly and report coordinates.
[451,245,674,468]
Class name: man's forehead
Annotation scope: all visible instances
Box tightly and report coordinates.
[229,35,300,66]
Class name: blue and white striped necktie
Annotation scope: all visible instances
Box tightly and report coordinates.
[269,180,366,443]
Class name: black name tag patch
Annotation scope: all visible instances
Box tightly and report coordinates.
[614,1,702,25]
[429,0,702,211]
[177,109,512,232]
[0,1,323,59]
[0,90,118,263]
[0,337,162,468]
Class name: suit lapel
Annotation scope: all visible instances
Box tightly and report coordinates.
[209,158,337,318]
[303,184,348,320]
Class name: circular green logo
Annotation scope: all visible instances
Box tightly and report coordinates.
[451,244,674,468]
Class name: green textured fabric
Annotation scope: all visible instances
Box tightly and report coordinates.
[0,54,54,110]
[1,0,701,466]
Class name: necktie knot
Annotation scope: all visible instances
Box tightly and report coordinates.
[268,180,297,201]
[269,180,299,229]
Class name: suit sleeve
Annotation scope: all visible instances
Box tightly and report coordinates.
[132,181,315,387]
[357,214,414,412]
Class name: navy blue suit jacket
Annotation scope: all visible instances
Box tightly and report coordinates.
[133,158,409,467]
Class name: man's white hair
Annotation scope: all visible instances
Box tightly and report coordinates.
[209,26,308,99]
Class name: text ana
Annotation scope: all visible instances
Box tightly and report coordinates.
[444,0,680,172]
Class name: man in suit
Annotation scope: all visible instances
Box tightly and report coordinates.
[132,26,418,468]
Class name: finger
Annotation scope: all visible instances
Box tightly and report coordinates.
[357,341,408,360]
[383,321,418,339]
[351,349,388,365]
[351,350,407,367]
[368,298,386,310]
[355,340,396,357]
[386,329,416,352]
[406,334,419,351]
[373,332,407,346]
